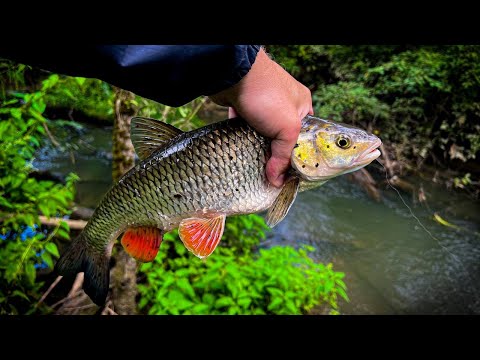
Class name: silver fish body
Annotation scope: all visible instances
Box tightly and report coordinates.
[85,118,280,251]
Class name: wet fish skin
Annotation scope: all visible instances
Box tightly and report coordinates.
[55,115,382,305]
[85,118,279,246]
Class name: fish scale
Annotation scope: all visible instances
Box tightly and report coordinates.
[82,119,279,250]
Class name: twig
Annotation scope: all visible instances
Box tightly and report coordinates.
[38,215,87,230]
[68,273,84,297]
[161,105,171,122]
[105,307,118,315]
[62,303,97,311]
[51,291,82,309]
[101,300,117,315]
[43,122,60,147]
[36,275,63,307]
[186,97,207,123]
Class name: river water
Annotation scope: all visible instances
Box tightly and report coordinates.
[33,123,480,314]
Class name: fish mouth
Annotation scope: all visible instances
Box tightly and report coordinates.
[352,138,382,166]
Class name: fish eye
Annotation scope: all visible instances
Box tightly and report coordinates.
[335,136,351,149]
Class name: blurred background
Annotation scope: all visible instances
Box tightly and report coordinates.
[1,45,479,315]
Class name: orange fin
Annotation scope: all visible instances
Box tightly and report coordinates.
[121,227,163,262]
[178,215,226,259]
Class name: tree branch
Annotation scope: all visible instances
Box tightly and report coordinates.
[38,215,87,230]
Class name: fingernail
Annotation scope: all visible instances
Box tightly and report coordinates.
[272,173,286,188]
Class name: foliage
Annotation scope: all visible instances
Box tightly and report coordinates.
[0,61,28,98]
[0,72,77,314]
[135,96,206,131]
[44,76,115,123]
[313,81,390,124]
[222,214,269,254]
[138,215,348,315]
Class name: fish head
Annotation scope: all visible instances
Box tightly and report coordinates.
[291,115,382,181]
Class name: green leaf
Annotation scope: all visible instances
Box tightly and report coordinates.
[237,297,252,309]
[324,279,334,293]
[25,263,36,284]
[267,287,283,297]
[56,229,70,240]
[41,252,54,268]
[0,197,13,208]
[167,290,186,304]
[32,100,46,114]
[337,287,350,302]
[10,108,22,120]
[202,293,215,305]
[45,242,60,258]
[38,203,50,218]
[59,220,70,232]
[138,297,149,309]
[192,303,210,314]
[176,278,195,298]
[335,278,347,290]
[75,77,86,86]
[178,107,188,118]
[176,298,194,311]
[285,300,299,314]
[175,268,190,277]
[215,296,235,308]
[268,297,283,311]
[11,290,30,301]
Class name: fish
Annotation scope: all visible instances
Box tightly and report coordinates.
[55,115,382,305]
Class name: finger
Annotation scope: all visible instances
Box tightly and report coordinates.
[266,148,290,188]
[228,107,238,119]
[265,120,302,188]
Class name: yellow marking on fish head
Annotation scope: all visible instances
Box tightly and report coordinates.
[292,116,382,181]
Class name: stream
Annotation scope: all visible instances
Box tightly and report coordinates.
[33,122,480,314]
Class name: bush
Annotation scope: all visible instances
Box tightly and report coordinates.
[0,73,77,314]
[44,76,115,123]
[138,215,348,315]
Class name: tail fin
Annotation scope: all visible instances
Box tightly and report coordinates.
[55,233,110,306]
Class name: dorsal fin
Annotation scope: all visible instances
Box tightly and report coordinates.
[131,117,184,160]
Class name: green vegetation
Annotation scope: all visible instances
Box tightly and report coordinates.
[138,216,347,315]
[0,70,78,314]
[44,76,115,123]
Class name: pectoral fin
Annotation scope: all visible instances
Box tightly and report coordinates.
[266,177,300,228]
[178,215,226,259]
[121,226,163,262]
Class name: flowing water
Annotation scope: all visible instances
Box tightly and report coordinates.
[34,123,480,314]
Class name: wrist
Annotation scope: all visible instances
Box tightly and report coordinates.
[210,47,272,108]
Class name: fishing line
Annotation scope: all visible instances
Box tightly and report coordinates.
[376,159,466,268]
[377,159,480,303]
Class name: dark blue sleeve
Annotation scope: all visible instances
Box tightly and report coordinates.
[0,45,261,107]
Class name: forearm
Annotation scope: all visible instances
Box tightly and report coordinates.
[0,44,261,106]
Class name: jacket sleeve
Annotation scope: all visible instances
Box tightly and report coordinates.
[0,45,261,107]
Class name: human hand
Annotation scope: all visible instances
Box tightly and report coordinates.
[210,48,313,188]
